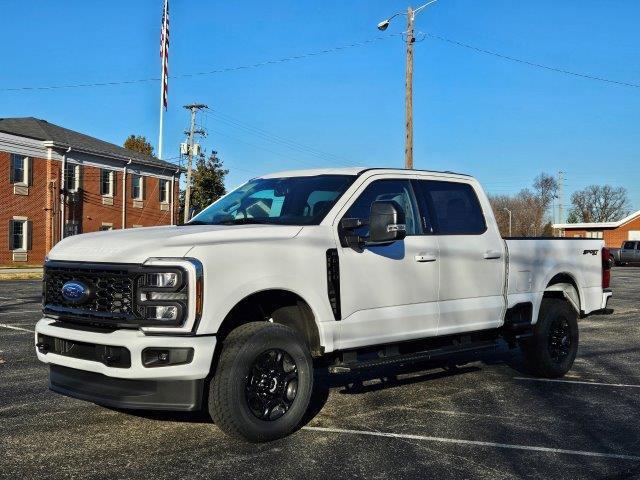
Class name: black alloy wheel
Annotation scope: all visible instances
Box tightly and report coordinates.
[245,349,299,421]
[547,316,572,363]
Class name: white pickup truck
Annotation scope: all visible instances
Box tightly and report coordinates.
[35,168,612,442]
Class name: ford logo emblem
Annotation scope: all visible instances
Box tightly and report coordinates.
[61,281,90,304]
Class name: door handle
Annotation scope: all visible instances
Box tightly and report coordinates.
[483,250,502,260]
[415,253,437,262]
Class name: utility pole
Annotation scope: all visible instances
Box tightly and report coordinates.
[557,170,565,224]
[183,103,208,223]
[405,7,414,169]
[377,1,437,170]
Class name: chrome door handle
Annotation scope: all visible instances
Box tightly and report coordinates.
[483,250,502,260]
[415,253,437,262]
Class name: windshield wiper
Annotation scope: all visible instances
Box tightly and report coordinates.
[215,218,274,225]
[184,220,210,226]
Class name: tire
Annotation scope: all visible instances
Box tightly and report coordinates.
[521,298,579,378]
[209,322,314,442]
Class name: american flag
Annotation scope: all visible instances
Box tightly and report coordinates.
[160,0,169,110]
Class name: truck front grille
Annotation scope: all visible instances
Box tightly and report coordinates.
[43,262,142,323]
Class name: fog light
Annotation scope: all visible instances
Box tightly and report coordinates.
[147,272,179,288]
[142,348,194,367]
[148,305,178,320]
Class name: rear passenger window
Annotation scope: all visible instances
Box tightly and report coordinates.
[416,180,486,235]
[623,241,635,249]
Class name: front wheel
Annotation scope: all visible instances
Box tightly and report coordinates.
[521,298,579,378]
[209,322,314,442]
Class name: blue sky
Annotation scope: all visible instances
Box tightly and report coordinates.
[1,0,639,218]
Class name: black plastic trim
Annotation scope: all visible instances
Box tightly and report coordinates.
[49,365,204,411]
[37,334,131,368]
[326,249,341,320]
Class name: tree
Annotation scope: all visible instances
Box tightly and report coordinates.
[567,185,631,223]
[124,135,154,156]
[488,172,557,237]
[182,151,228,218]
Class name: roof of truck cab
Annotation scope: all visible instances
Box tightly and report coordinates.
[259,167,472,179]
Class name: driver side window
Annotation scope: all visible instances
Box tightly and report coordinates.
[343,179,420,237]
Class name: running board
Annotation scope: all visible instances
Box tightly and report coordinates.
[328,340,498,374]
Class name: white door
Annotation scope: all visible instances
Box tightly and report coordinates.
[414,179,505,336]
[628,231,640,240]
[335,178,440,350]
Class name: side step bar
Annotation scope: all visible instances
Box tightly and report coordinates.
[328,340,498,374]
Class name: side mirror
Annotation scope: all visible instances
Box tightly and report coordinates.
[368,200,406,244]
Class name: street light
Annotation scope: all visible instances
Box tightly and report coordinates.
[503,208,512,237]
[377,0,438,169]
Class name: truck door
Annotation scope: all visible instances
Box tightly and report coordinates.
[413,179,506,336]
[335,177,440,350]
[621,241,636,263]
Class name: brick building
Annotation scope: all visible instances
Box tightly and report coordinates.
[553,210,640,248]
[1,117,181,266]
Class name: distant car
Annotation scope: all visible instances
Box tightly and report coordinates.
[610,241,640,266]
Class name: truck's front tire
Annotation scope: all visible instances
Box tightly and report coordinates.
[521,298,579,378]
[209,322,314,442]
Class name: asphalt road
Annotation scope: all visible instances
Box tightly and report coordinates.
[1,269,640,479]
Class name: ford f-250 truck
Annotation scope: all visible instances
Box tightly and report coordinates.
[35,168,612,442]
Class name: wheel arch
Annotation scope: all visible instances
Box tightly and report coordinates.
[216,288,323,357]
[544,272,582,315]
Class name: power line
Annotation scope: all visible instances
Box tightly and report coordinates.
[1,32,637,93]
[425,33,640,89]
[204,110,363,167]
[0,33,403,93]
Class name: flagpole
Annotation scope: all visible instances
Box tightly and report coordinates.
[158,0,167,160]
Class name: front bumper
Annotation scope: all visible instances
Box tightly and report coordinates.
[49,365,204,411]
[35,318,217,410]
[35,318,216,380]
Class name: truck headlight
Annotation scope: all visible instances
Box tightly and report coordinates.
[139,258,203,334]
[139,268,187,326]
[147,305,179,321]
[147,272,179,288]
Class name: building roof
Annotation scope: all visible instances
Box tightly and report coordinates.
[553,210,640,230]
[0,117,181,172]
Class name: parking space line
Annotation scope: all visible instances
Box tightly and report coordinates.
[303,426,640,461]
[0,324,35,333]
[514,377,640,389]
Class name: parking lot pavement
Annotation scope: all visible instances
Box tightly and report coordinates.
[1,269,640,480]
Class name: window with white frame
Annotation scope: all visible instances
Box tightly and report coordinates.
[65,163,80,191]
[131,174,144,200]
[159,179,170,203]
[9,218,30,251]
[100,169,114,196]
[586,231,604,239]
[10,154,29,185]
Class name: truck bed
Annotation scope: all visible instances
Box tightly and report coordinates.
[505,237,605,317]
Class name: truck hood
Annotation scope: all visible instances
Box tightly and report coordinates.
[47,224,303,264]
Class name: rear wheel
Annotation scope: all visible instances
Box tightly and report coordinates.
[521,298,579,378]
[209,322,313,442]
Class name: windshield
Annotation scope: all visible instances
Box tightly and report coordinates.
[188,175,356,226]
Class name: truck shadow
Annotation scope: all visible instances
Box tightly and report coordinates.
[116,345,528,428]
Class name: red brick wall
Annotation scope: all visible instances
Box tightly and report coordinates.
[1,149,180,266]
[0,152,50,265]
[604,216,640,248]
